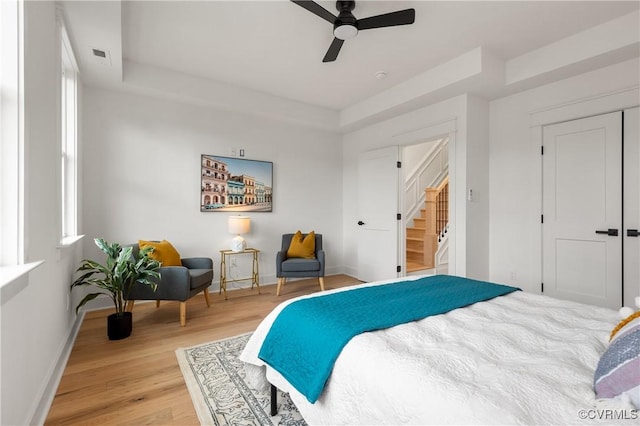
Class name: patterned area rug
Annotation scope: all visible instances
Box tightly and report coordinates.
[175,333,306,426]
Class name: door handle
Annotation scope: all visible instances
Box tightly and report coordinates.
[595,229,618,236]
[627,229,639,237]
[357,221,365,226]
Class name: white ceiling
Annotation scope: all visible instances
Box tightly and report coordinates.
[63,1,639,115]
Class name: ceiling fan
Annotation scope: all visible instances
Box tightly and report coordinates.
[291,0,416,63]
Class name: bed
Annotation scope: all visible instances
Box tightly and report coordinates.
[240,274,637,425]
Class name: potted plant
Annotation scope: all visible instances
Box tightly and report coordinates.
[71,238,161,340]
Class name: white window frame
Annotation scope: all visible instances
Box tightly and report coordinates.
[58,12,80,245]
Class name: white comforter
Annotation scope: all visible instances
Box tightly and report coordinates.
[240,276,633,425]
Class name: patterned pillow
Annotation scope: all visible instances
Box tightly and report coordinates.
[594,314,640,408]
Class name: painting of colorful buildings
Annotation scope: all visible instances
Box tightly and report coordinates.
[200,155,273,212]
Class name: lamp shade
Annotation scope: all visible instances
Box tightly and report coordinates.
[228,216,250,252]
[228,216,250,235]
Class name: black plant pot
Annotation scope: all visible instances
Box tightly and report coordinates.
[107,312,132,340]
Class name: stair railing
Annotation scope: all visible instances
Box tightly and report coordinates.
[404,138,449,226]
[424,177,449,266]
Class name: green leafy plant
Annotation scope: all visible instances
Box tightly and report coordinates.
[71,238,161,316]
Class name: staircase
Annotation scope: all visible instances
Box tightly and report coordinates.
[406,177,449,273]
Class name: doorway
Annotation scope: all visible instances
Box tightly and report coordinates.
[402,137,449,275]
[355,137,452,282]
[354,119,458,283]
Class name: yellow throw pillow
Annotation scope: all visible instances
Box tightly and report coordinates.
[610,311,640,341]
[138,240,182,266]
[287,231,316,259]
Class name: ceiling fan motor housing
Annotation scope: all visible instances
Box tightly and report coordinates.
[290,0,415,62]
[334,1,358,39]
[336,1,355,13]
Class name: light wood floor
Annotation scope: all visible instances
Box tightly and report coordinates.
[45,275,361,425]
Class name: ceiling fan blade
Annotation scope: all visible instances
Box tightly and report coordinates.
[323,37,344,63]
[290,0,336,24]
[357,8,415,30]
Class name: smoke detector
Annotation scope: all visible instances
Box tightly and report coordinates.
[374,71,388,80]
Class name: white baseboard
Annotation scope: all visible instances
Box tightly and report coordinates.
[342,265,358,279]
[31,311,85,425]
[213,267,349,292]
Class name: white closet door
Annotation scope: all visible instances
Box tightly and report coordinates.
[542,111,622,309]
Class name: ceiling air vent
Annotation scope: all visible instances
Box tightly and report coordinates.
[90,47,112,66]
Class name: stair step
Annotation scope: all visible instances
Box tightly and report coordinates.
[413,217,426,227]
[406,260,424,270]
[406,237,424,251]
[406,262,433,273]
[406,227,425,239]
[406,248,424,262]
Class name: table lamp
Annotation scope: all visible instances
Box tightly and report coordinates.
[228,215,250,252]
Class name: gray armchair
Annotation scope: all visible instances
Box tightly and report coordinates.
[123,244,214,326]
[276,233,325,296]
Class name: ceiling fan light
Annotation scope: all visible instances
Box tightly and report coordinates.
[334,24,358,40]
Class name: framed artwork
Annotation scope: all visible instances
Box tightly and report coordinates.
[200,154,273,212]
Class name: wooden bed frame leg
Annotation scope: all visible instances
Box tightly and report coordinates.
[270,384,277,416]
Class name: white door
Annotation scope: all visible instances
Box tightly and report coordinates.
[623,107,640,308]
[357,146,400,282]
[542,111,622,309]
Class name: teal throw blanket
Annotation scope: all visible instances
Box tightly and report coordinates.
[258,275,519,403]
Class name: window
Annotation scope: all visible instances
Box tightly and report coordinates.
[59,18,79,243]
[0,0,24,266]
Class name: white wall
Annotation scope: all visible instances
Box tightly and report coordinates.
[465,96,490,280]
[81,87,343,301]
[402,139,440,181]
[489,58,640,293]
[1,2,84,425]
